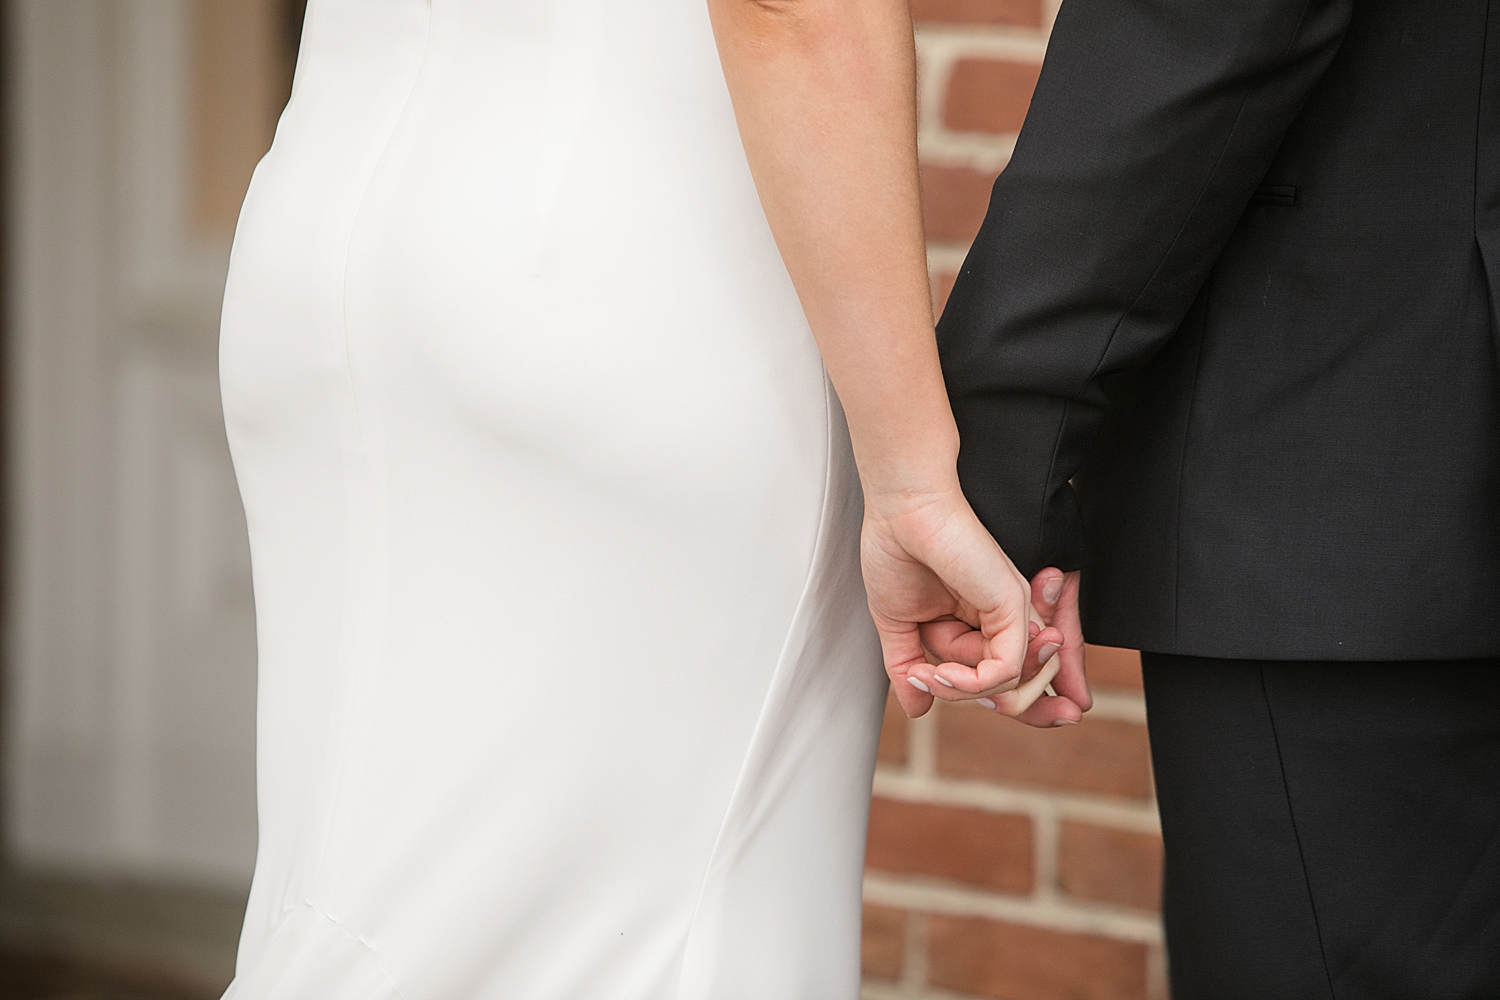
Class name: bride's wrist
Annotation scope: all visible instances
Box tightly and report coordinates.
[855,450,965,523]
[842,388,963,517]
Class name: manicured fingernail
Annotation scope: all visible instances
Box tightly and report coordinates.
[1042,577,1063,604]
[1038,643,1060,664]
[934,674,955,688]
[907,677,931,694]
[977,698,997,711]
[1052,717,1078,726]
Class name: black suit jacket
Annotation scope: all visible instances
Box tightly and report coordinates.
[937,0,1500,660]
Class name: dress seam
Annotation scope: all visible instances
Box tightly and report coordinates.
[672,370,839,999]
[228,902,409,1000]
[306,2,435,932]
[297,901,411,1000]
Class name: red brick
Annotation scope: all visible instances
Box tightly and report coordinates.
[943,59,1042,135]
[861,904,906,981]
[911,0,1044,27]
[1086,644,1143,692]
[928,916,1149,1000]
[936,702,1153,799]
[931,270,959,315]
[866,798,1033,893]
[878,688,908,765]
[1058,822,1163,911]
[921,164,1000,244]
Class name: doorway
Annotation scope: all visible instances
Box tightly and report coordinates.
[1,2,302,995]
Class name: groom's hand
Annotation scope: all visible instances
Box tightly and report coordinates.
[1021,568,1091,725]
[920,568,1091,727]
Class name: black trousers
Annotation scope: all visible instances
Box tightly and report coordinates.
[1141,654,1500,1000]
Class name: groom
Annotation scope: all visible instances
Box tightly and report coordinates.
[935,0,1500,996]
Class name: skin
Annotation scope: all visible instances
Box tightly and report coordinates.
[918,569,1091,726]
[706,0,1090,725]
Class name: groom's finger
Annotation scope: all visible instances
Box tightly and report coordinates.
[1048,572,1091,712]
[987,646,1063,716]
[1049,652,1090,716]
[1011,693,1085,727]
[1031,568,1066,624]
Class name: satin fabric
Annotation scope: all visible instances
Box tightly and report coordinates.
[218,2,887,997]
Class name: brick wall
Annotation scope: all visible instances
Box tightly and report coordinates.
[914,0,1047,314]
[860,4,1167,996]
[862,647,1164,1000]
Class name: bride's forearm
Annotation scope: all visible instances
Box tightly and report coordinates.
[706,0,960,505]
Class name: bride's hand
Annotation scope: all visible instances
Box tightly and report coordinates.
[862,486,1065,719]
[916,569,1091,726]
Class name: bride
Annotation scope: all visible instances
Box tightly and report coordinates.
[217,0,1089,997]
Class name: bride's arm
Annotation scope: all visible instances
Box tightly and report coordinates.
[706,0,1089,725]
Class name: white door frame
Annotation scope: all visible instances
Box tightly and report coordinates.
[4,0,258,889]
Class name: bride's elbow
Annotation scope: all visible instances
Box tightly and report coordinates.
[709,0,891,52]
[710,0,841,24]
[726,0,802,14]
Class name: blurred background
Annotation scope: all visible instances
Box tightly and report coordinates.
[0,2,1165,999]
[1,1,299,996]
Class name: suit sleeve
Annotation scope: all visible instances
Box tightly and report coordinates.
[936,0,1352,578]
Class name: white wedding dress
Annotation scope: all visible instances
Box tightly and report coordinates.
[217,1,888,998]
